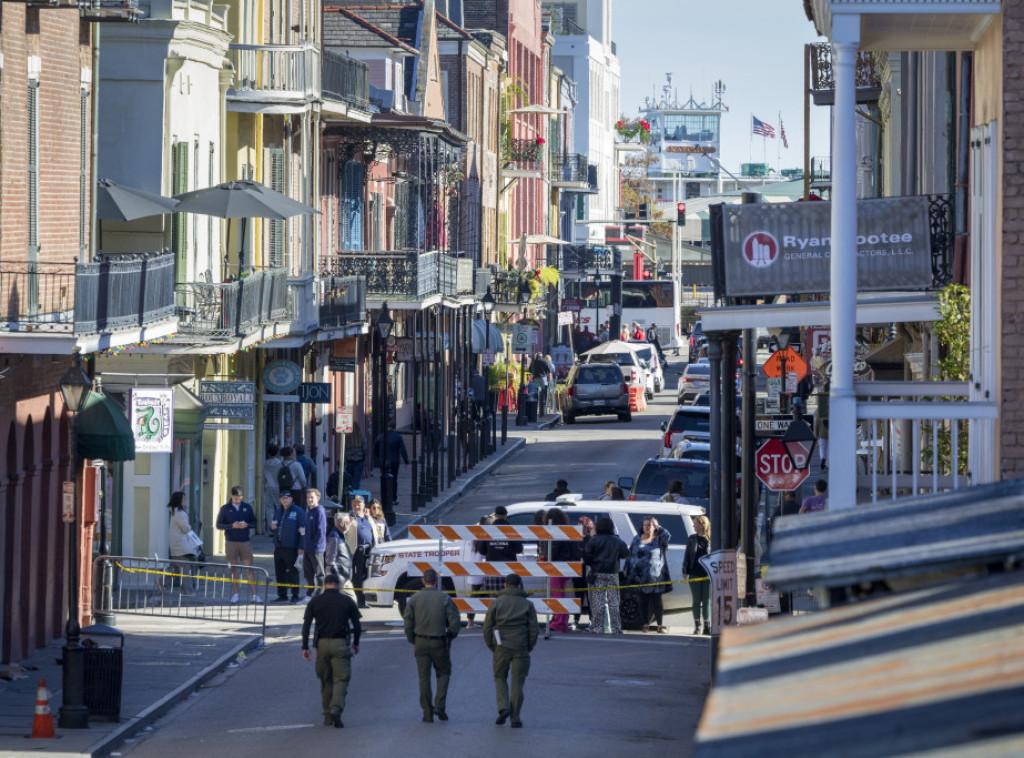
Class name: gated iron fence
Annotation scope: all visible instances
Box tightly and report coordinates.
[94,556,269,639]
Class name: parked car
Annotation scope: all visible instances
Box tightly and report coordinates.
[659,405,712,457]
[628,340,665,394]
[618,458,712,505]
[678,362,711,403]
[562,362,631,424]
[688,319,706,362]
[756,327,770,350]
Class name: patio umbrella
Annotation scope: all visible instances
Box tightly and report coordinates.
[96,178,179,221]
[173,180,319,271]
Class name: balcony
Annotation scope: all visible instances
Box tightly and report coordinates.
[322,50,369,110]
[550,153,596,192]
[227,44,320,110]
[319,274,366,331]
[0,252,175,335]
[323,251,458,300]
[321,49,371,122]
[175,269,288,340]
[807,42,881,106]
[855,381,998,503]
[502,138,543,179]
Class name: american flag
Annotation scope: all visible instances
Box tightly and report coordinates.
[752,115,775,138]
[780,116,789,149]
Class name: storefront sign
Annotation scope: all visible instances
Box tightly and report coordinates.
[328,356,356,373]
[130,388,174,453]
[203,421,255,432]
[198,380,256,419]
[395,337,414,362]
[719,195,933,297]
[262,360,302,394]
[297,382,331,403]
[62,482,75,523]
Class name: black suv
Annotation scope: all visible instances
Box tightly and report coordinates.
[618,458,711,504]
[688,319,706,362]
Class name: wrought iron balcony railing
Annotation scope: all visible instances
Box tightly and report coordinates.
[0,252,175,334]
[323,251,458,299]
[322,49,369,109]
[175,269,288,339]
[550,153,589,185]
[808,42,881,104]
[319,274,366,330]
[502,137,542,170]
[227,44,320,102]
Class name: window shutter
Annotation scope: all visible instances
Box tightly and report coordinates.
[269,148,285,268]
[171,142,189,282]
[80,88,89,258]
[340,161,364,251]
[28,81,39,260]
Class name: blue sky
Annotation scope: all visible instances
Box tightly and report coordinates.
[612,0,831,174]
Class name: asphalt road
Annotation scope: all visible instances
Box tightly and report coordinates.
[115,355,712,757]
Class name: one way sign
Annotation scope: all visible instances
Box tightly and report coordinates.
[297,382,331,403]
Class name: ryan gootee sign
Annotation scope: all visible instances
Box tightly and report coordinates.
[720,195,933,297]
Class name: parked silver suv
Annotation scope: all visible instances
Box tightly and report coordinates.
[562,363,631,424]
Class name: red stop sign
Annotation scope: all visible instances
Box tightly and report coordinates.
[755,438,811,491]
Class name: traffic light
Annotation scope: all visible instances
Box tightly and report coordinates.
[638,201,649,220]
[676,202,686,226]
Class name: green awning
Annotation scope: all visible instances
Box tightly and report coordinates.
[75,391,136,461]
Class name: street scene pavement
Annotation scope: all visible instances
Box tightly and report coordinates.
[0,358,724,758]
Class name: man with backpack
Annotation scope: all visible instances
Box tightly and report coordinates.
[278,446,307,509]
[295,443,317,489]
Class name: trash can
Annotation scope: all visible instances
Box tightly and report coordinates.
[81,623,124,722]
[526,398,539,422]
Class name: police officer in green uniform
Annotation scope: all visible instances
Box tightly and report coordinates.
[302,574,361,728]
[483,573,539,728]
[403,567,460,722]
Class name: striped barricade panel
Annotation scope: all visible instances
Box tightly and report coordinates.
[407,524,583,541]
[408,561,583,578]
[452,598,581,615]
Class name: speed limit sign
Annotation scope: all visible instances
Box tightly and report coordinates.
[699,550,746,634]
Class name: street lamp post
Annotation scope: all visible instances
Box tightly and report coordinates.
[376,304,395,523]
[58,350,92,730]
[515,282,531,427]
[481,288,496,452]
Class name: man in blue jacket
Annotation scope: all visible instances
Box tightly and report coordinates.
[216,486,259,603]
[303,488,328,601]
[271,491,306,603]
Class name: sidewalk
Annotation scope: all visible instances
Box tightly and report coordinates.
[0,413,556,758]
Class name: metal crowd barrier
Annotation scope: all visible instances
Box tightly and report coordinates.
[94,556,268,640]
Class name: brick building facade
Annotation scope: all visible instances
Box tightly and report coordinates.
[0,5,93,664]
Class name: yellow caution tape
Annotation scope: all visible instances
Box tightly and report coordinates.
[116,561,708,596]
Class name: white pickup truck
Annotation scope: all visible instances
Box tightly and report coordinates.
[362,497,704,628]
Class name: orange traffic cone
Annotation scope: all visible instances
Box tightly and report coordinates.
[31,677,55,738]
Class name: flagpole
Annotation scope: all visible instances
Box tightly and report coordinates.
[777,112,782,174]
[749,114,753,164]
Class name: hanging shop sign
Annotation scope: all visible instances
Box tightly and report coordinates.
[717,195,933,298]
[199,380,256,419]
[130,388,174,453]
[262,360,302,394]
[328,356,357,373]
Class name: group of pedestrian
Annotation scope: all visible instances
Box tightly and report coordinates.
[266,488,393,606]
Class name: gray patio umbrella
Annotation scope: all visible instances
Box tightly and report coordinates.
[96,178,180,221]
[173,179,319,271]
